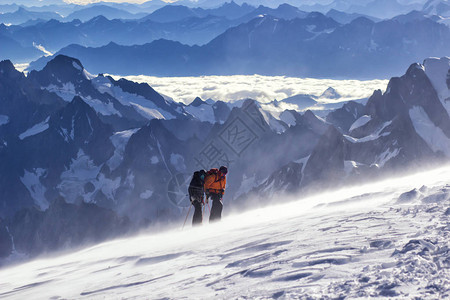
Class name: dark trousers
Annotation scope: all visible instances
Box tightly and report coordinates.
[192,200,203,226]
[209,193,223,222]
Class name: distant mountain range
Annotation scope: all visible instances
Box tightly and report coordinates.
[28,12,450,79]
[140,2,256,23]
[4,1,448,66]
[0,7,63,25]
[65,5,148,22]
[0,54,449,262]
[0,2,255,26]
[299,0,424,19]
[0,0,441,26]
[0,3,383,64]
[2,15,236,53]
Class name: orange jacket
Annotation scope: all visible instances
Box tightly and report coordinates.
[204,172,227,195]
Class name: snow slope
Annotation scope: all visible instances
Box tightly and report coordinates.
[1,166,449,299]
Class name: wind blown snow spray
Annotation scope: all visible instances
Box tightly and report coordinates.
[2,165,449,299]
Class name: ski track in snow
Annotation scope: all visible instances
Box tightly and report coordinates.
[0,166,449,299]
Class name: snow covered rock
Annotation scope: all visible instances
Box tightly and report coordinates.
[320,86,341,99]
[326,101,365,133]
[2,55,450,262]
[184,97,231,123]
[250,58,450,196]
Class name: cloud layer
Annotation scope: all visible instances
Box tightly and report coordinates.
[116,74,389,105]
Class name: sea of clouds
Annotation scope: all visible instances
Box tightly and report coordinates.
[113,74,389,105]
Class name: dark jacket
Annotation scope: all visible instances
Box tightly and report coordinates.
[188,171,205,202]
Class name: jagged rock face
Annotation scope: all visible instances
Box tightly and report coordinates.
[29,55,88,87]
[48,96,115,164]
[28,55,150,131]
[184,97,232,124]
[27,55,194,131]
[104,75,185,121]
[340,60,449,171]
[301,110,329,135]
[245,161,304,205]
[0,60,66,217]
[302,126,346,189]
[0,95,115,218]
[346,114,436,169]
[212,101,232,123]
[22,95,114,166]
[2,54,450,261]
[358,60,450,165]
[111,119,197,221]
[249,58,450,196]
[326,101,365,133]
[0,60,65,138]
[366,63,449,128]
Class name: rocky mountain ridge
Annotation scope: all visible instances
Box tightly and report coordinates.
[0,55,449,263]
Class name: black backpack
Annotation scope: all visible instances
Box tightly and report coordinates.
[188,170,206,199]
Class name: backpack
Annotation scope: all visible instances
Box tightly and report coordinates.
[189,170,206,202]
[204,168,226,195]
[204,169,219,186]
[206,168,219,177]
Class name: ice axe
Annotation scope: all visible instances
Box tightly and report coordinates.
[182,204,192,230]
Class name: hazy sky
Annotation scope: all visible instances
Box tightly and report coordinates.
[1,0,427,6]
[0,0,169,4]
[62,0,169,3]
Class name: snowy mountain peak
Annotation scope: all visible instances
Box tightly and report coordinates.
[32,54,93,86]
[320,87,341,99]
[47,55,85,73]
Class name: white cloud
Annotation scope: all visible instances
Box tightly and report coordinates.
[112,74,388,105]
[33,43,53,57]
